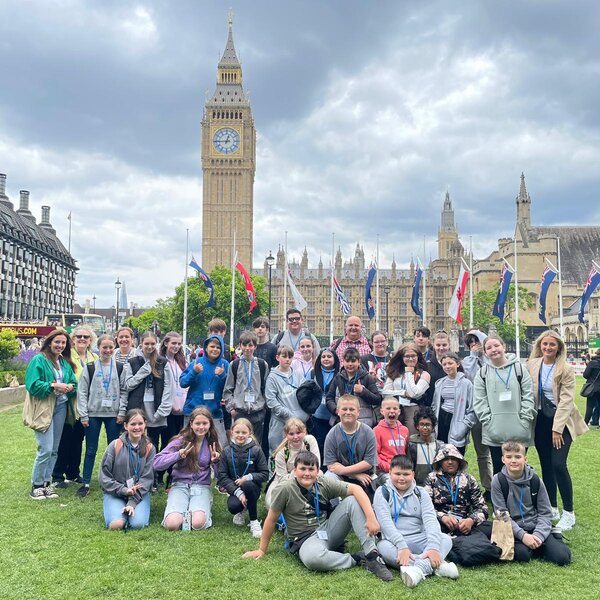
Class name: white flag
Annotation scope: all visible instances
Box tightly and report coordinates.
[286,264,307,311]
[448,264,469,323]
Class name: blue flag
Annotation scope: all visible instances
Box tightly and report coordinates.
[189,256,215,307]
[538,260,557,324]
[492,261,513,323]
[365,264,377,320]
[410,260,423,317]
[578,264,600,323]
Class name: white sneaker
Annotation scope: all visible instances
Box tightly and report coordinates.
[400,566,425,588]
[435,561,459,579]
[232,510,247,526]
[551,507,560,521]
[249,519,263,538]
[556,510,576,532]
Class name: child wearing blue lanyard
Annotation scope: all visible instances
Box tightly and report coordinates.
[374,455,457,587]
[373,397,409,476]
[217,418,269,538]
[291,336,316,380]
[99,409,156,529]
[77,335,127,497]
[473,334,535,474]
[408,407,444,485]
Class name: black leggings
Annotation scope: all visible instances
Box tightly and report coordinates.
[534,413,573,511]
[584,393,600,425]
[437,409,452,444]
[227,481,261,521]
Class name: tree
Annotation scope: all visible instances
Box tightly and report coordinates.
[0,329,21,363]
[461,283,534,341]
[131,267,269,344]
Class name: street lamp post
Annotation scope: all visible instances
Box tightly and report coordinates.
[115,278,121,331]
[384,286,390,335]
[92,295,96,313]
[266,251,275,323]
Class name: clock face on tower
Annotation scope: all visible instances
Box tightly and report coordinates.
[213,127,241,154]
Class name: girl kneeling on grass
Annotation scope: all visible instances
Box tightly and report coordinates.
[217,418,269,538]
[153,407,221,531]
[99,409,156,529]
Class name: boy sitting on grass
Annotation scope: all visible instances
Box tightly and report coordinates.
[373,455,458,588]
[491,440,571,566]
[324,394,378,500]
[242,451,393,581]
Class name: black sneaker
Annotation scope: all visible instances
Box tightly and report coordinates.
[364,552,394,582]
[351,551,366,565]
[54,480,68,489]
[30,486,46,500]
[76,485,90,498]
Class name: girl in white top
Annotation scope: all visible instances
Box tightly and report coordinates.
[159,331,188,440]
[291,336,316,381]
[264,417,320,509]
[114,326,136,365]
[383,344,431,437]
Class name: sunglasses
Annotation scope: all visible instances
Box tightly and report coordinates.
[288,317,301,322]
[75,335,91,340]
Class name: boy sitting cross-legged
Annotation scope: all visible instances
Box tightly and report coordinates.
[373,455,458,588]
[491,440,571,566]
[242,451,393,581]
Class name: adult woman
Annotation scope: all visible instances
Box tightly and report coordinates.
[583,349,600,427]
[159,331,188,441]
[120,331,172,490]
[527,330,588,531]
[99,408,155,529]
[77,334,125,497]
[383,344,431,436]
[114,326,136,365]
[24,329,77,499]
[473,335,535,474]
[52,326,98,487]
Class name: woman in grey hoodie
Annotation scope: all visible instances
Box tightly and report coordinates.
[473,335,535,474]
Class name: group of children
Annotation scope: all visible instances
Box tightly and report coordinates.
[24,319,583,586]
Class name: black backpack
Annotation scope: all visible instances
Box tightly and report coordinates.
[497,471,540,510]
[87,362,124,391]
[230,358,268,397]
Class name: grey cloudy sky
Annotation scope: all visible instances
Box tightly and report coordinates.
[1,0,599,307]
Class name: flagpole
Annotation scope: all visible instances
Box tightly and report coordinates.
[183,229,189,350]
[284,231,288,332]
[469,236,473,329]
[514,236,520,360]
[375,234,380,331]
[67,212,72,253]
[230,230,236,351]
[422,237,427,326]
[556,236,564,338]
[330,233,335,344]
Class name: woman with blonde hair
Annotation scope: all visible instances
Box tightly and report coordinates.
[527,330,588,531]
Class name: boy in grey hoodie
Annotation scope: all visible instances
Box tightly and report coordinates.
[491,440,571,565]
[374,454,458,588]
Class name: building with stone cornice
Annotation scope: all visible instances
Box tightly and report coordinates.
[0,174,77,321]
[201,14,255,272]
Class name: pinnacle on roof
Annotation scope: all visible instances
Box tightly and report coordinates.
[444,190,452,210]
[517,172,531,204]
[218,10,241,69]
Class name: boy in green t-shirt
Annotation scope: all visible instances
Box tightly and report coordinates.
[242,451,393,581]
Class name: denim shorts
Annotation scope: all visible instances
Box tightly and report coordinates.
[163,483,213,528]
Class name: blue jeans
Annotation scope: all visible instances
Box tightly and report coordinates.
[31,400,68,486]
[103,493,150,529]
[82,417,121,485]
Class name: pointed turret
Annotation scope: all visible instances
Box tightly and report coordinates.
[438,191,460,260]
[516,172,531,227]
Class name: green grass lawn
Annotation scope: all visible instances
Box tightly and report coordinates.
[1,385,599,600]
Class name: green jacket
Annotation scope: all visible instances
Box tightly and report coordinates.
[25,353,78,425]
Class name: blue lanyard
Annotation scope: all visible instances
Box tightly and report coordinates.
[344,373,358,394]
[98,360,113,394]
[392,489,408,524]
[313,483,321,525]
[518,486,525,523]
[231,447,252,479]
[419,444,433,468]
[441,474,461,508]
[290,333,301,352]
[539,363,555,399]
[128,441,141,480]
[494,365,513,389]
[340,427,358,464]
[241,358,254,390]
[387,422,403,455]
[301,363,312,380]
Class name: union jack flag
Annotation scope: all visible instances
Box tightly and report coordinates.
[333,276,352,315]
[538,259,557,324]
[578,264,600,323]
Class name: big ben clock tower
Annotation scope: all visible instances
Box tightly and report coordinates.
[201,12,256,271]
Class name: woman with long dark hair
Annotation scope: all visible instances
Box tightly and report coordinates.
[24,329,77,499]
[383,344,431,436]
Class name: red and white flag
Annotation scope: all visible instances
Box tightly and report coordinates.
[448,264,469,323]
[235,261,257,313]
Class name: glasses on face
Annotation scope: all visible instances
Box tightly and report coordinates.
[75,335,91,340]
[418,423,433,428]
[288,317,301,322]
